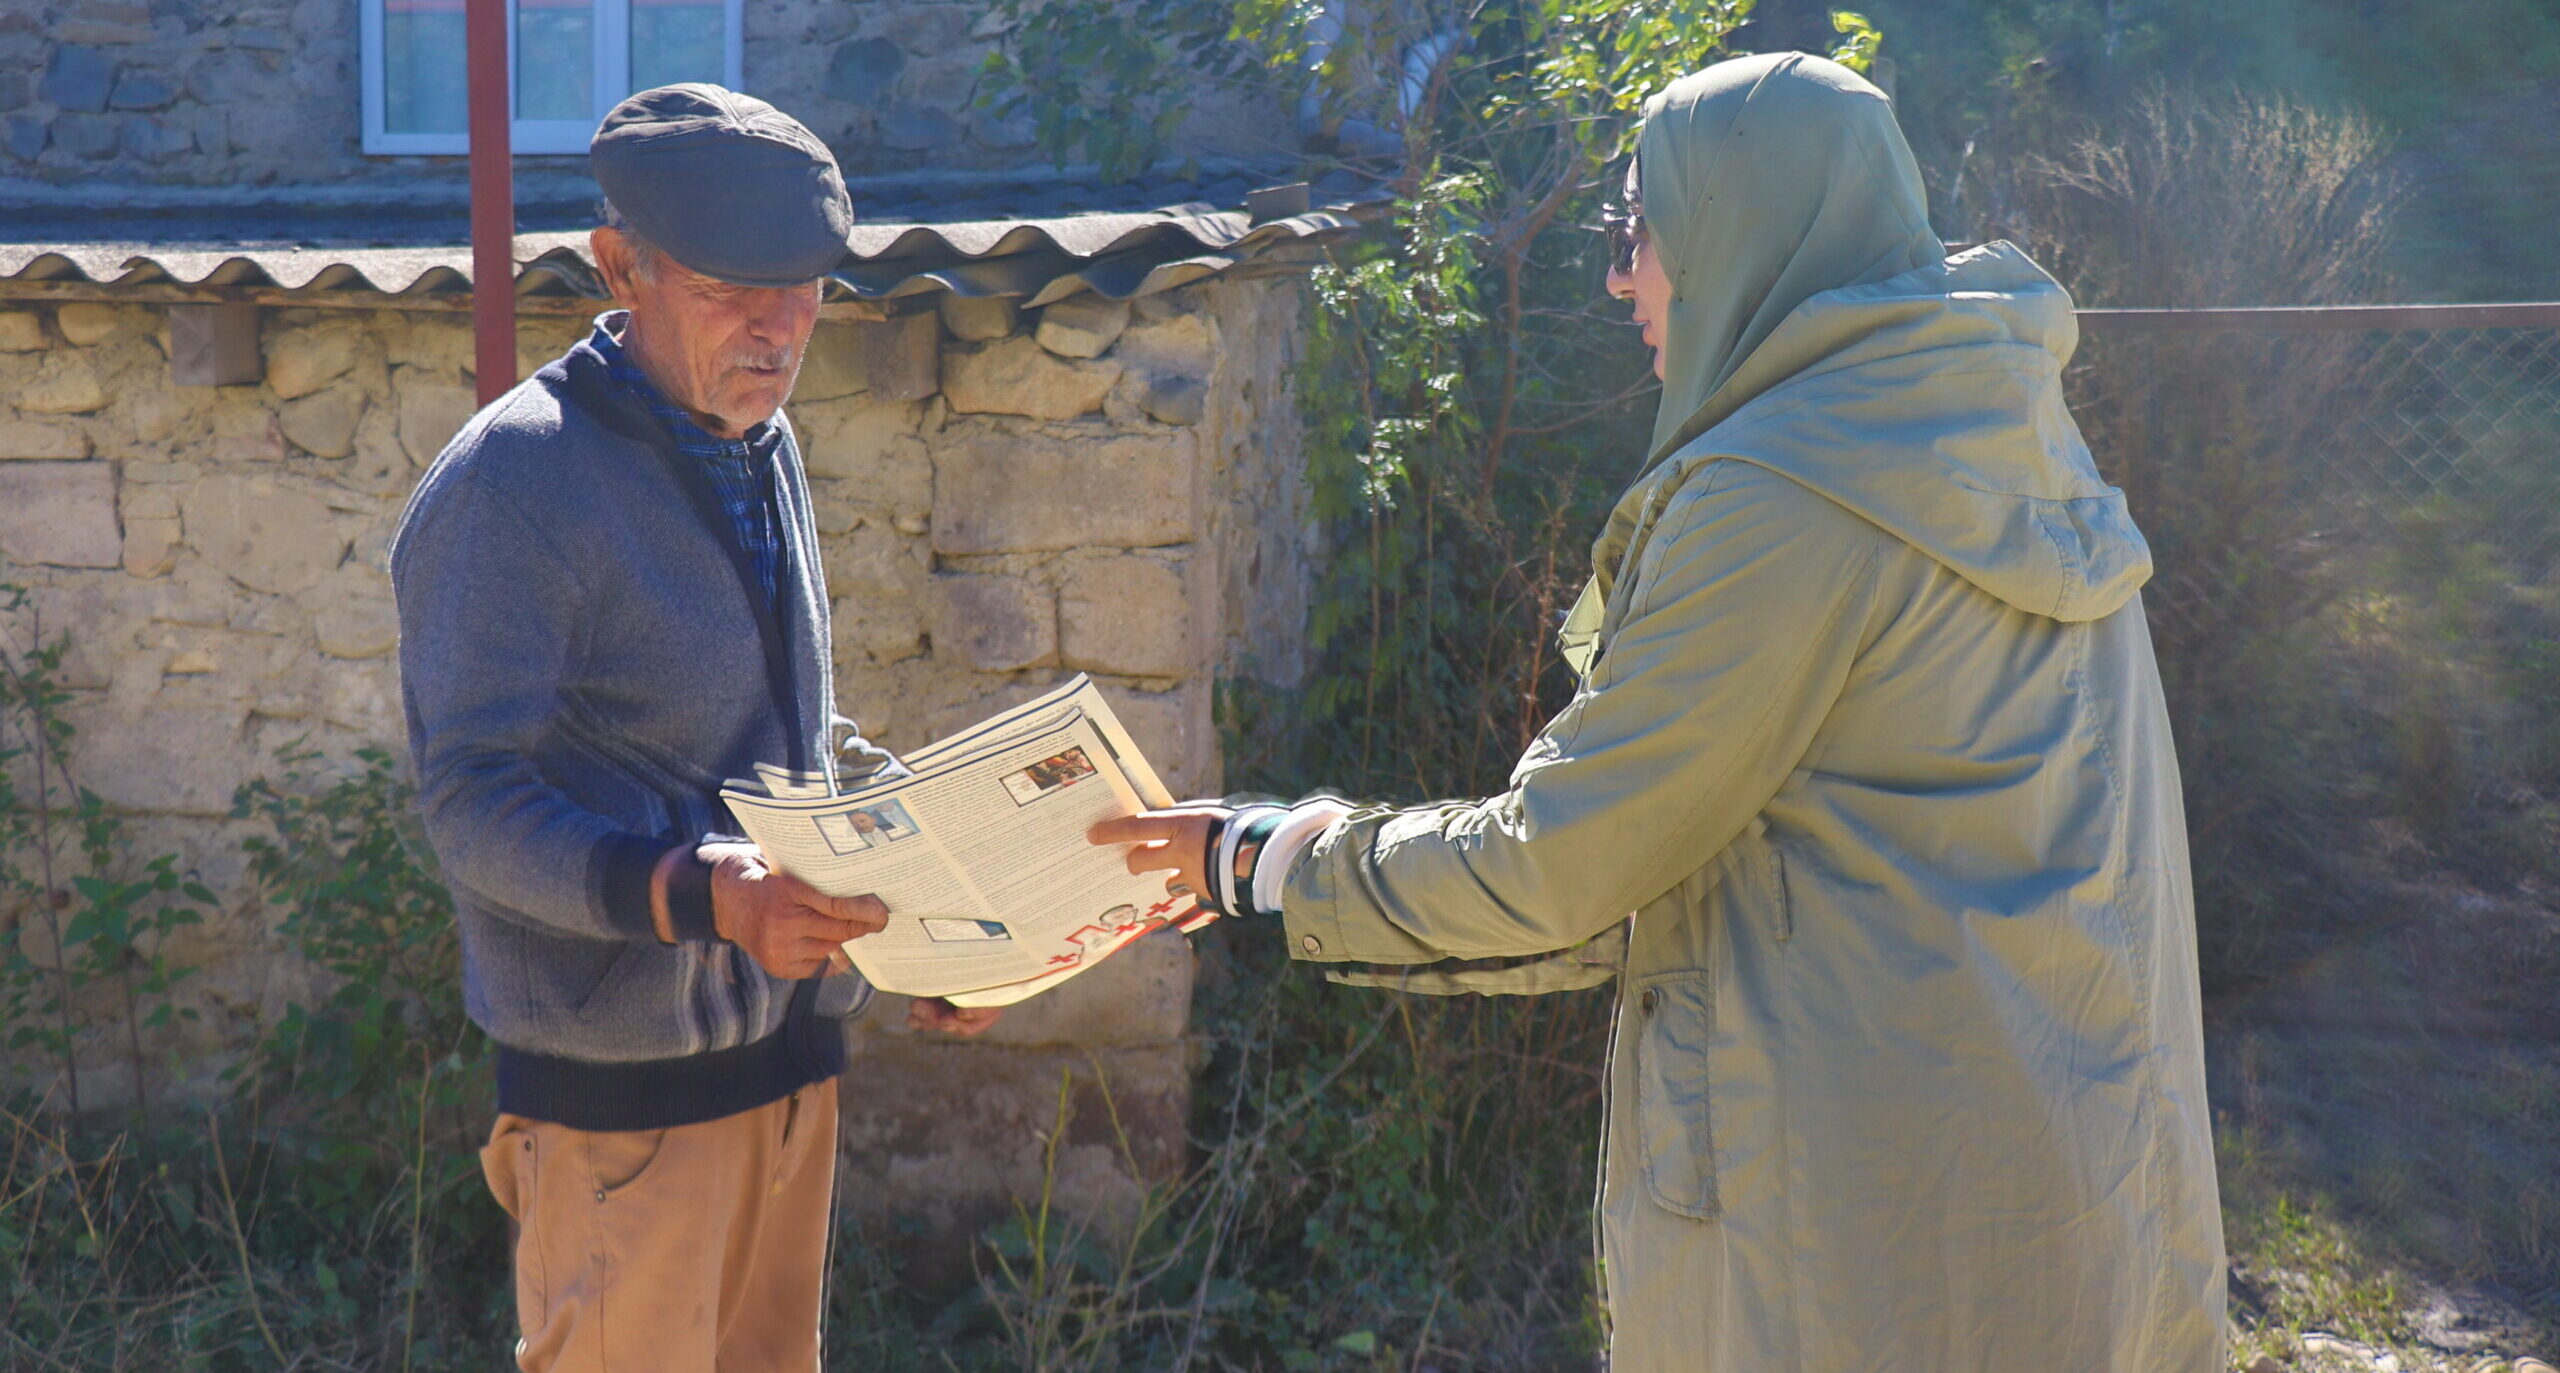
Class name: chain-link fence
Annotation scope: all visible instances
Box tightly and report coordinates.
[2079,303,2560,584]
[2054,303,2560,996]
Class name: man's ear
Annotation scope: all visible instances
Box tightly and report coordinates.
[590,226,637,303]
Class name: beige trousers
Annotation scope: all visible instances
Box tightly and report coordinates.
[478,1079,839,1373]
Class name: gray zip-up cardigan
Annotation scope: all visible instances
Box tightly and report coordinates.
[392,325,883,1130]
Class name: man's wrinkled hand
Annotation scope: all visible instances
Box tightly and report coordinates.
[906,997,1003,1036]
[701,841,887,979]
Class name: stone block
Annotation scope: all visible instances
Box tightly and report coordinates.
[0,419,88,460]
[263,320,361,400]
[942,336,1119,420]
[937,293,1018,342]
[791,395,929,509]
[183,107,228,158]
[0,463,120,568]
[1135,371,1206,426]
[1113,683,1215,797]
[55,302,123,345]
[121,515,179,578]
[41,46,116,113]
[74,1,154,26]
[1116,310,1216,381]
[182,473,343,594]
[822,37,903,104]
[118,115,193,162]
[1060,553,1192,679]
[857,312,940,403]
[278,384,363,458]
[3,114,44,162]
[19,356,107,414]
[184,48,271,106]
[0,312,40,352]
[311,566,397,659]
[384,317,471,373]
[968,106,1036,151]
[395,380,476,464]
[1034,295,1130,360]
[793,324,865,402]
[928,572,1056,672]
[955,927,1194,1049]
[876,5,971,51]
[878,106,962,151]
[108,67,174,109]
[932,428,1196,555]
[823,523,929,663]
[59,690,257,815]
[125,387,208,443]
[202,419,285,464]
[55,19,153,43]
[50,113,118,159]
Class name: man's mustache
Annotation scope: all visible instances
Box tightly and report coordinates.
[728,348,796,372]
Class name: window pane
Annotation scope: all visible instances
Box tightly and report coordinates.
[631,0,724,92]
[516,0,593,122]
[383,0,466,135]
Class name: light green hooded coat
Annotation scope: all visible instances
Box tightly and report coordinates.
[1277,53,2225,1371]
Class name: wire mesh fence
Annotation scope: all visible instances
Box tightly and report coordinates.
[2077,303,2560,585]
[2057,303,2560,992]
[2342,324,2560,578]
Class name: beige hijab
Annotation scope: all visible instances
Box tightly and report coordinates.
[1637,52,1945,465]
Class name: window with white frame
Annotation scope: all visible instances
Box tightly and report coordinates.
[362,0,743,155]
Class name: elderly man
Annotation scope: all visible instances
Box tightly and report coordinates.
[392,85,995,1372]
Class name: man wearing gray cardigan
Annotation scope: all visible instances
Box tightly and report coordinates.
[392,85,994,1372]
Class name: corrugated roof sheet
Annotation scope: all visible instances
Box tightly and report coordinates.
[0,167,1386,309]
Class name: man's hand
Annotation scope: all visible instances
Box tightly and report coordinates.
[1089,808,1229,910]
[906,998,1003,1036]
[701,842,887,979]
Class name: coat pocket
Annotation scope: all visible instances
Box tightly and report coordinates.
[1632,970,1720,1220]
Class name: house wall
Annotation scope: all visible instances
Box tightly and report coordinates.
[0,274,1312,1262]
[0,0,1287,188]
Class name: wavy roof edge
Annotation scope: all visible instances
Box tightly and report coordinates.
[0,181,1390,308]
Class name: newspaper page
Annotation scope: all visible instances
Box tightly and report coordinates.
[720,677,1198,1005]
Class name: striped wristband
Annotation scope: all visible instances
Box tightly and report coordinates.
[1213,805,1287,918]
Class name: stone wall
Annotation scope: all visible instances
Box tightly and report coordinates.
[0,272,1311,1258]
[0,0,1287,188]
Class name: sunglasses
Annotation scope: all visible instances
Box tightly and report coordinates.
[1602,203,1646,275]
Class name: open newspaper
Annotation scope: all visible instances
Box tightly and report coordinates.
[720,676,1208,1008]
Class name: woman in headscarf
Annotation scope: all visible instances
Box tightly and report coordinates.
[1094,52,2224,1371]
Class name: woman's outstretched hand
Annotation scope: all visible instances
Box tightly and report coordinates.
[1090,807,1231,912]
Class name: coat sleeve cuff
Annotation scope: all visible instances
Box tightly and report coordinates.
[661,847,720,943]
[593,832,668,941]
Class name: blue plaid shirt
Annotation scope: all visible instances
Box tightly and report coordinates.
[590,316,785,615]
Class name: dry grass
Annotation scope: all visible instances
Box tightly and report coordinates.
[2212,879,2560,1369]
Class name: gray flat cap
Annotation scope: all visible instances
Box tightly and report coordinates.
[590,84,853,287]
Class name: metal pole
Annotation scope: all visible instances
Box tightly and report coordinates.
[466,0,515,406]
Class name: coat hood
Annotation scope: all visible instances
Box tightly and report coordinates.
[1704,243,2151,622]
[1586,243,2152,627]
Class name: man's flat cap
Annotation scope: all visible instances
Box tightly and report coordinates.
[590,84,853,287]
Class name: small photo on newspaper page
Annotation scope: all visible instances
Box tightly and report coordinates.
[814,799,919,853]
[1001,747,1101,806]
[921,917,1011,943]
